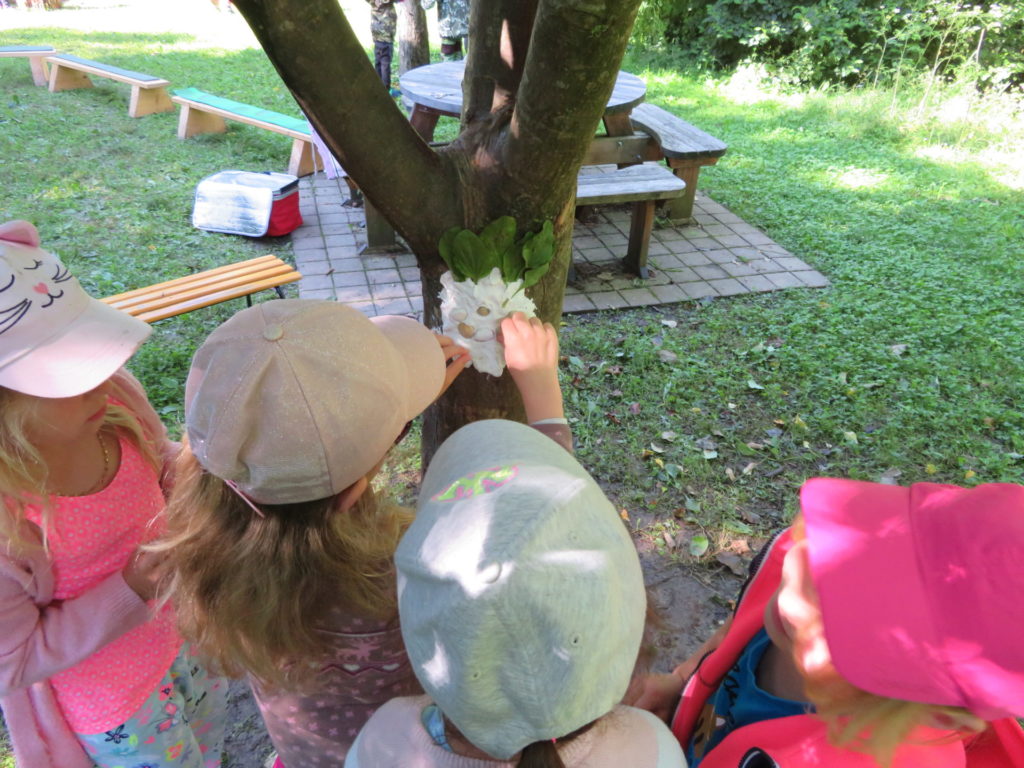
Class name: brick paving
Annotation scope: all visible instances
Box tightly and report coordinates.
[291,172,828,317]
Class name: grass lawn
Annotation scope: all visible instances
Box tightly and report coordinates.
[2,0,1023,573]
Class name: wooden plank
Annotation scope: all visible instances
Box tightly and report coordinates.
[133,273,301,323]
[103,256,285,304]
[582,133,661,166]
[0,46,55,87]
[170,96,311,141]
[576,164,687,205]
[629,103,727,160]
[113,267,299,317]
[44,54,169,88]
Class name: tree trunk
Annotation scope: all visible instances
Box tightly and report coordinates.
[398,0,430,75]
[230,0,642,463]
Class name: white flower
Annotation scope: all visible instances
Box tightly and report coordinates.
[440,268,537,377]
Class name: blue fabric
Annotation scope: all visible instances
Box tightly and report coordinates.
[421,704,454,753]
[686,629,810,767]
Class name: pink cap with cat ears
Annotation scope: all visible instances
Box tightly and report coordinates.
[0,221,151,398]
[801,478,1024,720]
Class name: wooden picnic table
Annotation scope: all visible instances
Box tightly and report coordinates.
[399,60,648,141]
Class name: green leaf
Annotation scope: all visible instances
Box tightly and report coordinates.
[523,220,555,268]
[438,226,464,280]
[451,230,496,282]
[522,262,550,289]
[501,244,526,283]
[479,216,517,257]
[689,534,709,557]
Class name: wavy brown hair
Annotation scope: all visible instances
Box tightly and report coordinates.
[157,441,413,691]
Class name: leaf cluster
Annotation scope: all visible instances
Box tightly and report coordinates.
[438,217,555,289]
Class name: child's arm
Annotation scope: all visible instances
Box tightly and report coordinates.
[501,312,564,423]
[0,548,153,696]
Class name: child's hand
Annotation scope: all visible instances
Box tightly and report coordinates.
[500,312,563,423]
[435,333,471,396]
[627,672,686,722]
[122,549,168,603]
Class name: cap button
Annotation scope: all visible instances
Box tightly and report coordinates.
[263,324,284,341]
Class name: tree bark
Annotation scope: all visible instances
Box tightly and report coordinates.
[398,0,430,75]
[230,0,643,462]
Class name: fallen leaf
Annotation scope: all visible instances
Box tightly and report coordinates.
[725,467,736,481]
[661,430,678,442]
[689,534,709,557]
[684,497,701,513]
[742,462,758,475]
[663,531,676,549]
[879,467,902,485]
[596,271,615,281]
[702,449,718,460]
[650,442,665,453]
[746,441,765,450]
[925,463,938,474]
[716,552,746,576]
[629,402,641,415]
[791,415,808,431]
[747,379,765,390]
[661,319,678,328]
[843,431,859,445]
[606,365,622,375]
[619,508,630,521]
[695,436,718,451]
[890,344,908,356]
[658,350,678,364]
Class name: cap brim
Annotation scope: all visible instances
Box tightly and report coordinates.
[370,315,445,423]
[0,298,151,398]
[800,478,963,707]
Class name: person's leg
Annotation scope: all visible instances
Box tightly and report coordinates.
[440,36,463,62]
[373,40,390,84]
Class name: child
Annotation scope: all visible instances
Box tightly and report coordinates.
[366,0,404,94]
[638,478,1024,767]
[0,220,226,768]
[345,416,688,768]
[161,301,548,767]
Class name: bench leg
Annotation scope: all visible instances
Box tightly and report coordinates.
[29,56,49,87]
[361,199,399,254]
[129,86,174,118]
[625,200,655,279]
[665,157,719,223]
[48,64,93,92]
[288,139,317,178]
[177,104,227,139]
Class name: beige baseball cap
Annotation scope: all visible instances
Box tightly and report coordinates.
[0,224,151,398]
[184,299,445,504]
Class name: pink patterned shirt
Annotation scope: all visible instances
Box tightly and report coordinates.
[25,436,181,734]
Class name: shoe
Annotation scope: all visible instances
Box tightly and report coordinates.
[389,87,401,97]
[263,753,282,768]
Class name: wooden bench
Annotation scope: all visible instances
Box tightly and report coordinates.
[576,163,687,279]
[100,255,301,323]
[45,54,173,118]
[628,102,728,223]
[0,45,56,87]
[171,87,321,178]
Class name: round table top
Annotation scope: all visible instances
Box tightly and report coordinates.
[399,60,646,116]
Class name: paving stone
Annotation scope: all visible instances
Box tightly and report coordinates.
[393,254,418,268]
[399,267,420,283]
[325,234,359,248]
[704,249,735,264]
[737,274,777,292]
[362,256,398,270]
[714,234,749,248]
[370,281,409,300]
[648,284,691,304]
[300,287,334,300]
[374,297,414,315]
[367,268,400,284]
[687,237,720,251]
[329,256,365,272]
[766,272,806,289]
[666,239,700,255]
[693,213,717,226]
[774,256,812,271]
[320,223,355,236]
[715,213,744,224]
[730,247,762,262]
[301,274,334,291]
[702,223,733,237]
[620,287,660,307]
[694,264,730,280]
[662,266,701,283]
[729,223,760,235]
[655,228,686,242]
[679,281,718,299]
[721,261,758,277]
[746,258,784,274]
[706,278,749,296]
[741,232,776,246]
[646,241,671,256]
[589,291,628,310]
[599,233,628,248]
[292,245,328,261]
[562,294,596,313]
[332,271,368,288]
[678,251,712,267]
[758,243,794,256]
[297,259,332,276]
[317,213,350,226]
[794,270,830,287]
[335,286,372,302]
[575,235,603,250]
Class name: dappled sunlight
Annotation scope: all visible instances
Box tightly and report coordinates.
[834,167,890,190]
[715,64,807,108]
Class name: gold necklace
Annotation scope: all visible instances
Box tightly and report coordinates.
[85,430,111,495]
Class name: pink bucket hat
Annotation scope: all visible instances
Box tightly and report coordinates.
[185,299,445,505]
[800,478,1024,720]
[0,221,151,398]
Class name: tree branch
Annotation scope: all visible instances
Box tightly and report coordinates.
[232,0,460,254]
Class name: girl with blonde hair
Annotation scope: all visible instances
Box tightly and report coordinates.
[637,478,1024,767]
[0,220,226,768]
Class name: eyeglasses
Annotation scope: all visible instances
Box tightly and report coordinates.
[394,420,414,446]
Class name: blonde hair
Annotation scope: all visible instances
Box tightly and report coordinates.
[788,519,986,765]
[0,384,161,555]
[158,442,413,691]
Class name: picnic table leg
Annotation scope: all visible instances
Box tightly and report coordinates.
[362,199,399,254]
[409,104,441,141]
[624,200,655,279]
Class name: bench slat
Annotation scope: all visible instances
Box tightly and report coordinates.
[576,163,687,205]
[629,103,727,160]
[172,87,310,138]
[46,54,169,87]
[100,256,301,323]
